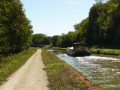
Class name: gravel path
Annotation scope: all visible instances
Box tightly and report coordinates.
[0,49,49,90]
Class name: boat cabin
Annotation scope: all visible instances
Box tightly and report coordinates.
[73,42,88,51]
[67,42,91,56]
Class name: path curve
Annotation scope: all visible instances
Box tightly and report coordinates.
[0,49,49,90]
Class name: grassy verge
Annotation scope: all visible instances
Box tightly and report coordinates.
[41,49,103,90]
[42,45,52,49]
[42,45,67,50]
[51,47,67,50]
[0,47,37,84]
[90,48,120,55]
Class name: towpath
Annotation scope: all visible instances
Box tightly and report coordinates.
[0,49,49,90]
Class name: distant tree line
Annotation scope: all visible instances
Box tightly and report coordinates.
[31,0,120,49]
[51,18,89,48]
[51,0,120,49]
[0,0,33,55]
[31,34,51,47]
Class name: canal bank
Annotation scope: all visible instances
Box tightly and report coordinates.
[48,49,120,90]
[41,49,103,90]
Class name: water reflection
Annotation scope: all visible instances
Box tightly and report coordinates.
[48,49,120,90]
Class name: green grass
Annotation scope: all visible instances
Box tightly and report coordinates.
[51,47,67,50]
[90,48,120,55]
[0,47,37,84]
[42,45,52,49]
[42,45,67,50]
[41,49,102,90]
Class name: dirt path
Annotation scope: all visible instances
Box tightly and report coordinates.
[0,49,49,90]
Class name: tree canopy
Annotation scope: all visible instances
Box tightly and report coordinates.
[50,0,120,49]
[31,34,51,47]
[0,0,33,54]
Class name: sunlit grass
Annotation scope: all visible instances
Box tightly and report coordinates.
[51,47,67,50]
[0,47,37,84]
[41,49,102,90]
[42,45,67,50]
[90,48,120,55]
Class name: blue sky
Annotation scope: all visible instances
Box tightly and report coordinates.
[21,0,96,36]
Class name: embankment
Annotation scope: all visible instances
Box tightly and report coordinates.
[90,48,120,55]
[41,49,103,90]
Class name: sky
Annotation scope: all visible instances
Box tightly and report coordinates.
[21,0,96,36]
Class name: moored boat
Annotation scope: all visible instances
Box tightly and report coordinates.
[67,42,91,56]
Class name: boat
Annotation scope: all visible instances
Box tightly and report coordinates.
[67,42,92,56]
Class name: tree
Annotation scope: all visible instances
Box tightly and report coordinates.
[32,34,45,47]
[95,0,103,4]
[74,18,89,43]
[32,34,51,47]
[0,0,33,54]
[42,37,51,45]
[52,35,59,46]
[51,0,120,49]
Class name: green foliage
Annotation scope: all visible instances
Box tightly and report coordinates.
[41,49,102,90]
[0,48,37,84]
[51,35,59,46]
[87,0,120,48]
[52,18,89,48]
[90,48,120,55]
[31,33,51,47]
[56,32,76,47]
[50,0,120,49]
[74,18,89,43]
[0,0,33,54]
[95,0,103,4]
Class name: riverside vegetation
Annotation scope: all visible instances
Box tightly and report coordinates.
[32,0,120,54]
[0,0,35,84]
[50,0,120,49]
[0,0,33,55]
[1,0,120,89]
[41,49,103,90]
[0,48,37,84]
[90,48,120,55]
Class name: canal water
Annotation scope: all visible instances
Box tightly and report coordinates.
[48,49,120,90]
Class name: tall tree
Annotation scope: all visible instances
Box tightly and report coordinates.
[0,0,33,54]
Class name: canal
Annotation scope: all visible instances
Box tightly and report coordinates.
[48,49,120,90]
